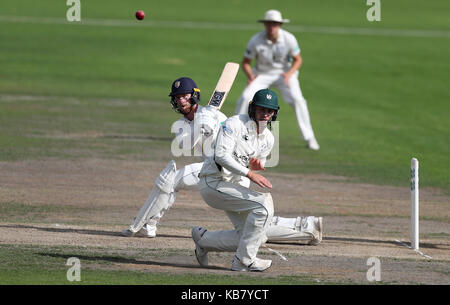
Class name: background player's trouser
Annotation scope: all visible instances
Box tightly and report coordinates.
[235,71,316,141]
[198,176,274,266]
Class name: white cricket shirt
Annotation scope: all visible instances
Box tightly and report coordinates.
[244,28,301,74]
[199,114,274,184]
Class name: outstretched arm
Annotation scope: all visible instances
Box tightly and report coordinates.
[242,57,256,86]
[247,170,272,189]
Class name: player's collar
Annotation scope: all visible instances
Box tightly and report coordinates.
[246,117,270,136]
[265,28,285,44]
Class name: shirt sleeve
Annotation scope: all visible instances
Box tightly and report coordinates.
[214,120,250,177]
[244,35,257,59]
[288,32,301,56]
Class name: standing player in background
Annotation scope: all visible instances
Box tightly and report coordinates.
[121,78,322,248]
[235,10,320,151]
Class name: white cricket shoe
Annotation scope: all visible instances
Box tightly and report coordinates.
[192,226,208,267]
[121,224,157,238]
[308,217,323,246]
[231,256,272,272]
[137,224,157,237]
[307,138,320,151]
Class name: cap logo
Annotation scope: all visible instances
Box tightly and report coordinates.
[175,81,180,88]
[266,94,272,100]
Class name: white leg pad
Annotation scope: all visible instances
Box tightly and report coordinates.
[128,160,177,233]
[265,216,316,242]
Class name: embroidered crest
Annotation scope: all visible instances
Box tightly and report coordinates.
[222,125,233,135]
[175,81,180,88]
[266,94,272,100]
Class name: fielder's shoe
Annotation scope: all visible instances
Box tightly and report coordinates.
[121,224,157,238]
[231,256,272,272]
[307,138,320,151]
[308,217,323,246]
[192,226,208,267]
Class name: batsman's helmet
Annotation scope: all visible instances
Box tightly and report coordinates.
[169,77,201,113]
[248,88,280,123]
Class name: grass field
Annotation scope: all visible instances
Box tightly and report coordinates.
[0,243,326,285]
[0,0,449,286]
[1,0,450,190]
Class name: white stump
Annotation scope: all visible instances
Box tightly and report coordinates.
[410,158,419,250]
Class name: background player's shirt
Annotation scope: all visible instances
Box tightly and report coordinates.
[244,28,300,74]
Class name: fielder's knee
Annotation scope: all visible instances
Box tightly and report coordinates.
[263,193,274,219]
[249,193,274,227]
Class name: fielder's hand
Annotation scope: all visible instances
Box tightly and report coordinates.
[247,170,272,189]
[281,72,291,87]
[249,157,265,171]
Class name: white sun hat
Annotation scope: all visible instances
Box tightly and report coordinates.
[258,10,290,23]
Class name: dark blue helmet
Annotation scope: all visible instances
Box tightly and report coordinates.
[169,77,200,113]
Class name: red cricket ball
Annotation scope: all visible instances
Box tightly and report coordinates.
[135,10,145,20]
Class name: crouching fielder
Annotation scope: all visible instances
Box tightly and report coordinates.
[193,89,320,272]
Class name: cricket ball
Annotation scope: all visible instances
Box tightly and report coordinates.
[135,10,145,20]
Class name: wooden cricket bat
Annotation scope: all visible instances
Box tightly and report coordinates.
[207,62,240,110]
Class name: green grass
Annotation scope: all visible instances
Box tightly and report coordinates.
[1,1,448,192]
[0,269,323,285]
[0,202,80,216]
[0,95,173,160]
[0,244,330,285]
[1,0,448,285]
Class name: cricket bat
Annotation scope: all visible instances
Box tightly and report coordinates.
[207,62,240,110]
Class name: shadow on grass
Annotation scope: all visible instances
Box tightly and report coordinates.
[2,225,441,251]
[0,224,191,240]
[37,252,228,271]
[267,236,439,249]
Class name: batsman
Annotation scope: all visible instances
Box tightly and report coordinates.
[121,77,323,250]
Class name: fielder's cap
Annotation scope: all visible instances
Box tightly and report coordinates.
[251,89,279,110]
[258,10,290,24]
[169,77,200,96]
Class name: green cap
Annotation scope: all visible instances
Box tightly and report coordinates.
[251,89,279,110]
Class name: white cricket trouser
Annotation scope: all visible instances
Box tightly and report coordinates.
[198,176,274,266]
[235,71,316,141]
[131,162,315,243]
[174,163,203,191]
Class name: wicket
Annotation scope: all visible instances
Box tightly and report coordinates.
[410,158,419,250]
